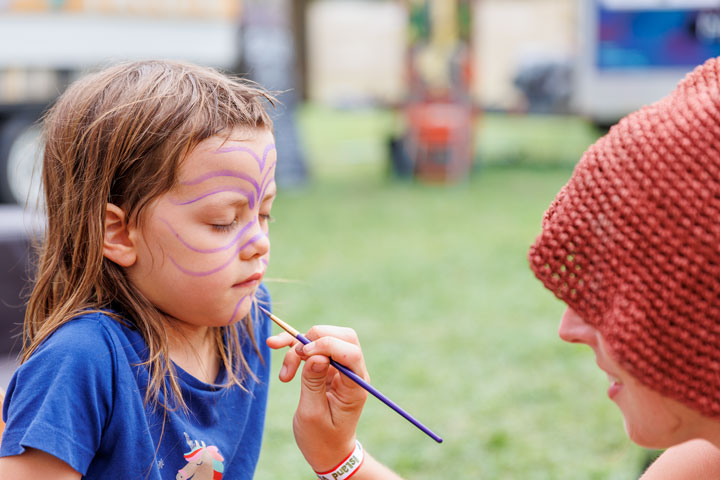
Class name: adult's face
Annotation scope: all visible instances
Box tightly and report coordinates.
[558,307,713,449]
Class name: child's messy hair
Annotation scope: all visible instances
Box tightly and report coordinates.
[24,60,277,409]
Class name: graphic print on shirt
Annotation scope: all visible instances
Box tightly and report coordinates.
[176,432,225,480]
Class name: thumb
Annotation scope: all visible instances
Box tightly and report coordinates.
[300,355,331,396]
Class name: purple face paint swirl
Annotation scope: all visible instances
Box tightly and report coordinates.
[179,143,276,209]
[228,295,250,324]
[258,161,277,205]
[172,186,256,210]
[215,143,276,172]
[168,232,267,277]
[181,169,261,195]
[167,143,275,324]
[160,217,257,254]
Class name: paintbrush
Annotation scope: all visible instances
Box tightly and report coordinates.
[258,306,443,443]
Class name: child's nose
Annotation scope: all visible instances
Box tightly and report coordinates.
[558,307,598,346]
[239,224,270,260]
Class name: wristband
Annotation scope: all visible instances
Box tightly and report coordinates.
[315,440,364,480]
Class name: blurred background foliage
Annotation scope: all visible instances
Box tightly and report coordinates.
[1,0,714,477]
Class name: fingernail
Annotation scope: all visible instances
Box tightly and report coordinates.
[280,365,287,378]
[312,362,326,372]
[295,343,305,355]
[303,343,314,354]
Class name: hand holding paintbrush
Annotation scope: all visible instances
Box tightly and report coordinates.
[262,306,443,448]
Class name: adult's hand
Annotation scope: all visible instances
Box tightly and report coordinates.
[268,325,368,472]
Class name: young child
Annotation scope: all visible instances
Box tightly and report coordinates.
[529,55,720,477]
[0,60,400,480]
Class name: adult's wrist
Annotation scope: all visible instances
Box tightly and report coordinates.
[314,440,364,480]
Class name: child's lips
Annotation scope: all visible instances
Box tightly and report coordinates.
[233,272,263,288]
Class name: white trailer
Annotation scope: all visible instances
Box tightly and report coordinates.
[574,0,720,128]
[0,0,241,205]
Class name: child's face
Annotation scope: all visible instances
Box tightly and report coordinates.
[558,307,710,449]
[127,127,276,329]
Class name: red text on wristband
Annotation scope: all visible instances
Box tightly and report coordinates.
[315,440,364,480]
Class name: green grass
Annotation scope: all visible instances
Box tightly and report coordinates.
[255,107,650,479]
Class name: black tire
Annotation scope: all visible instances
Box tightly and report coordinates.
[0,114,44,206]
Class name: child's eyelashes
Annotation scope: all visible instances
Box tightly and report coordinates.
[211,214,273,232]
[212,218,238,232]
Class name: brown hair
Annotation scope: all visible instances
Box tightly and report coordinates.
[24,60,276,409]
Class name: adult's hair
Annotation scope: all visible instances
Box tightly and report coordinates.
[25,60,276,409]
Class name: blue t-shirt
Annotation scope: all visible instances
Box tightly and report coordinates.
[1,285,271,480]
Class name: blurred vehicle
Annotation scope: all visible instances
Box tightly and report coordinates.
[575,0,720,128]
[513,53,573,114]
[0,205,42,356]
[0,0,242,206]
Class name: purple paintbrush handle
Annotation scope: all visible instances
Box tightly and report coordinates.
[295,332,443,443]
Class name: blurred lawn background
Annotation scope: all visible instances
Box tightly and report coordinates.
[256,107,654,479]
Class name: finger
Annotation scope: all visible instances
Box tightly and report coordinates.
[304,325,361,346]
[277,349,304,383]
[302,354,332,393]
[266,331,296,350]
[297,335,369,384]
[299,353,366,420]
[266,333,304,383]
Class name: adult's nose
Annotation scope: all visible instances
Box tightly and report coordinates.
[558,307,598,346]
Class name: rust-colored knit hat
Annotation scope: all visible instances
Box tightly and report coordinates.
[529,56,720,417]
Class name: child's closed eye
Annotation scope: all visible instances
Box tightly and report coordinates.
[212,218,238,232]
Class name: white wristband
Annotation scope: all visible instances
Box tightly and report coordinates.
[315,440,364,480]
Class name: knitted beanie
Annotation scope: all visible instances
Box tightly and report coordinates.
[528,56,720,418]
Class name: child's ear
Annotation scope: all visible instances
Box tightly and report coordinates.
[103,203,137,267]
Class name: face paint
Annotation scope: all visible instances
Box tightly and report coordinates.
[127,134,276,329]
[258,162,276,207]
[171,186,256,210]
[178,143,276,213]
[228,295,251,324]
[181,169,262,197]
[215,143,276,172]
[162,144,276,274]
[167,232,267,277]
[160,217,257,254]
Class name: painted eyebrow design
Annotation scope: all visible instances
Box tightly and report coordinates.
[180,170,261,194]
[215,143,276,172]
[178,143,276,203]
[165,143,276,278]
[171,186,256,209]
[258,161,277,204]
